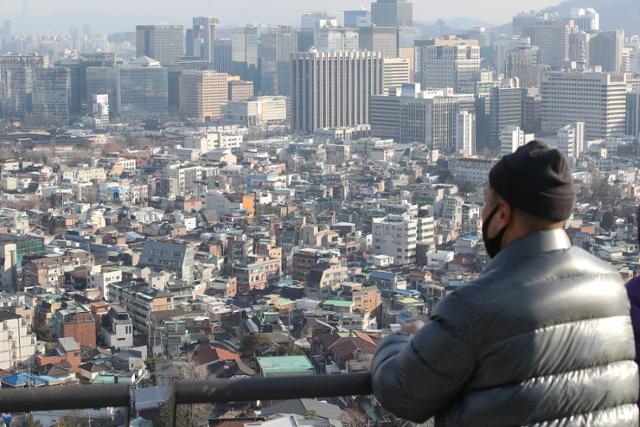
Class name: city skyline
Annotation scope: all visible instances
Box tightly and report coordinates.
[0,0,563,33]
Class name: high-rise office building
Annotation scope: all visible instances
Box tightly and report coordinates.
[314,25,359,52]
[179,70,229,121]
[500,125,535,155]
[119,56,168,119]
[490,85,524,149]
[291,50,384,133]
[228,77,254,101]
[344,10,370,28]
[213,39,233,74]
[541,71,627,140]
[260,27,298,96]
[189,17,218,64]
[588,30,624,73]
[456,111,476,156]
[31,67,72,126]
[369,83,474,151]
[519,14,576,68]
[383,57,411,94]
[570,8,599,32]
[359,26,398,58]
[504,45,541,89]
[371,0,413,27]
[627,91,640,139]
[136,25,184,66]
[415,37,480,93]
[300,12,343,29]
[87,66,119,116]
[231,26,261,90]
[0,54,47,118]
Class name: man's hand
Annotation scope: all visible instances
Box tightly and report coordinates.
[401,320,425,335]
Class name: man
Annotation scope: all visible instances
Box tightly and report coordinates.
[372,141,639,425]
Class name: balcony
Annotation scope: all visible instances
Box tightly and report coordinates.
[0,373,372,426]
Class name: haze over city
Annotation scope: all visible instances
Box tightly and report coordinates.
[1,0,564,32]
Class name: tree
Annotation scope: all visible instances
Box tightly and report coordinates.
[601,211,615,230]
[32,324,54,343]
[154,362,212,427]
[239,333,273,361]
[274,342,304,356]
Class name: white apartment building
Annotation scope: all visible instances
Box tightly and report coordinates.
[455,111,476,157]
[541,71,627,140]
[0,311,36,369]
[501,126,535,156]
[372,214,417,265]
[556,122,585,159]
[449,157,497,187]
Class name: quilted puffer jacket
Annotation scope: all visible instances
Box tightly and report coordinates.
[372,229,639,426]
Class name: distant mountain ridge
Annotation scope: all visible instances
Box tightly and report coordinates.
[492,0,640,36]
[544,0,640,34]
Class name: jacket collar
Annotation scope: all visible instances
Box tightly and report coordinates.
[483,228,572,273]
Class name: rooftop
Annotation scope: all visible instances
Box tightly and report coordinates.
[257,356,315,376]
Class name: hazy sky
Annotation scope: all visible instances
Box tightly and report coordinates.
[1,0,562,32]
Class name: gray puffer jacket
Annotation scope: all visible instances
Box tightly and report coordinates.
[372,229,639,426]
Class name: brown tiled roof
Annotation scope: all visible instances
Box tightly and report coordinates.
[328,337,377,360]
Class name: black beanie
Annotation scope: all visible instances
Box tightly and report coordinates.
[489,140,575,221]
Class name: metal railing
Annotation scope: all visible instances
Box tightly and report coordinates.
[0,373,373,426]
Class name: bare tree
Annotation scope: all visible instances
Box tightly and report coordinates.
[155,361,213,427]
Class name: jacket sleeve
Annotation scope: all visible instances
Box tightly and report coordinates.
[371,291,475,422]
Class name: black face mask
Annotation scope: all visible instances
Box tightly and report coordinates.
[482,204,507,259]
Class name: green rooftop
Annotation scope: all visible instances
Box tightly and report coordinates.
[322,300,354,308]
[257,356,315,377]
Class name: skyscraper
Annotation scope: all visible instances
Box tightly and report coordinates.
[119,56,168,119]
[504,45,542,88]
[588,30,624,73]
[32,67,72,126]
[490,85,525,149]
[0,54,47,118]
[541,71,627,140]
[179,70,229,121]
[87,66,119,116]
[369,83,474,151]
[136,25,185,66]
[213,39,233,74]
[291,50,384,134]
[190,17,219,64]
[344,10,370,28]
[627,91,640,139]
[570,8,600,32]
[371,0,413,27]
[519,14,576,68]
[259,27,298,96]
[231,26,261,90]
[359,26,398,58]
[415,37,480,93]
[314,25,359,52]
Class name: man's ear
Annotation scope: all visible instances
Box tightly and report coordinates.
[499,201,512,228]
